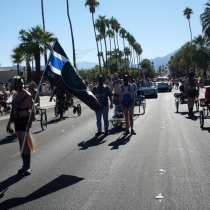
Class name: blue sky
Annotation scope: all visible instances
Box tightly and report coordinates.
[0,0,207,67]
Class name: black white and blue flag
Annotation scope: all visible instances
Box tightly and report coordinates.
[45,40,101,112]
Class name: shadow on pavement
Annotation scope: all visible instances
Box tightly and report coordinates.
[185,114,199,121]
[78,135,106,150]
[201,127,210,133]
[0,174,23,199]
[0,134,18,146]
[0,175,84,210]
[108,134,131,150]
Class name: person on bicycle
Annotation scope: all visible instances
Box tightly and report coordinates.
[118,74,136,135]
[184,68,199,115]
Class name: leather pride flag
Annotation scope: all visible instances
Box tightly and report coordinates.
[44,40,101,112]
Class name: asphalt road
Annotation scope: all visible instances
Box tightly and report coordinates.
[1,88,210,210]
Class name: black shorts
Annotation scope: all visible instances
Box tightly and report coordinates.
[188,90,196,98]
[14,116,29,131]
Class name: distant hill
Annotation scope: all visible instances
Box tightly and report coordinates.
[76,61,98,70]
[4,49,179,71]
[150,49,179,71]
[75,49,179,71]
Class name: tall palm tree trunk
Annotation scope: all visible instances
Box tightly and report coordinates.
[188,19,193,63]
[103,37,108,75]
[66,0,76,68]
[41,0,47,65]
[27,61,32,83]
[34,45,41,84]
[92,13,101,74]
[99,40,105,67]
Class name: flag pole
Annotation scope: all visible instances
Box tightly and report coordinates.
[20,40,57,155]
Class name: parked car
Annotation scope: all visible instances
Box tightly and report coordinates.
[138,82,158,98]
[155,77,172,92]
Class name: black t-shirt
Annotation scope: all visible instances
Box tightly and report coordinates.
[92,85,113,107]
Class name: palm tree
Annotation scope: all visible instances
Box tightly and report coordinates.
[96,34,105,66]
[19,29,34,82]
[183,7,193,43]
[11,47,24,76]
[119,27,127,59]
[85,0,102,74]
[200,2,210,38]
[109,17,118,51]
[106,29,114,59]
[183,7,193,63]
[95,15,109,74]
[66,0,76,68]
[20,26,55,83]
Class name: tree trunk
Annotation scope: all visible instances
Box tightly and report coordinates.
[92,13,101,74]
[67,0,76,68]
[27,61,32,83]
[34,45,41,84]
[41,0,47,65]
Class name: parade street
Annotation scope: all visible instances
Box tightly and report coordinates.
[1,89,210,210]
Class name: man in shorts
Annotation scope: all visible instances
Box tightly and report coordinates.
[6,76,35,175]
[184,68,199,115]
[118,74,136,135]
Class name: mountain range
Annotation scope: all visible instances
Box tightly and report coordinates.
[4,49,179,71]
[76,49,179,71]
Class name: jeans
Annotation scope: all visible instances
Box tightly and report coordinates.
[96,106,109,132]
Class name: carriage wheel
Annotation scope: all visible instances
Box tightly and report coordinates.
[136,99,140,113]
[54,105,59,117]
[41,111,47,130]
[77,104,81,116]
[200,110,204,129]
[176,100,179,113]
[142,99,146,113]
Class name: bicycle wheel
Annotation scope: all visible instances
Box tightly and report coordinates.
[195,99,199,112]
[200,110,204,129]
[54,105,59,117]
[77,104,81,116]
[40,111,47,130]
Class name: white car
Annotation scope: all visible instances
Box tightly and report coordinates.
[156,77,172,92]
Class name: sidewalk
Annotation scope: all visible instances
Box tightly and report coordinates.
[0,96,55,121]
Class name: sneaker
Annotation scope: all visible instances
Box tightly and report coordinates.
[123,129,130,135]
[131,129,136,135]
[104,131,110,135]
[24,166,32,176]
[95,132,102,137]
